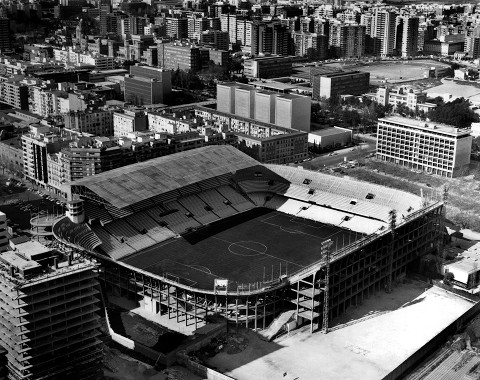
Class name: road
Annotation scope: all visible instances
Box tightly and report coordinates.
[302,140,376,170]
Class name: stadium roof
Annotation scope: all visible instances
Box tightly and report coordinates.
[69,145,259,209]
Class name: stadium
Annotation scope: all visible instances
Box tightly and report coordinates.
[52,145,444,332]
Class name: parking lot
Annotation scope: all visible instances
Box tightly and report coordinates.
[0,178,67,233]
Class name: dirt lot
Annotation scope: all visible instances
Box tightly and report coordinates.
[345,159,480,231]
[104,345,200,380]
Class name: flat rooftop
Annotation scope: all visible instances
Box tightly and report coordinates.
[208,286,475,380]
[379,115,471,137]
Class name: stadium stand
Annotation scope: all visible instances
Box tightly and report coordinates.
[90,225,136,260]
[160,201,201,233]
[248,193,268,207]
[217,186,255,212]
[197,189,238,218]
[264,165,421,222]
[125,212,176,243]
[53,216,102,251]
[103,219,157,251]
[83,201,113,225]
[105,204,134,219]
[177,194,219,225]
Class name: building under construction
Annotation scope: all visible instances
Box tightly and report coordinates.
[0,239,103,380]
[52,145,444,334]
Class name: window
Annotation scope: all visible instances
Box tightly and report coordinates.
[254,172,262,177]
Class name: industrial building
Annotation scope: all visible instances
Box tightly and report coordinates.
[308,127,352,149]
[376,116,472,177]
[52,145,444,337]
[0,239,102,380]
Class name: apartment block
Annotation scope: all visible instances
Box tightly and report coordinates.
[113,109,147,137]
[0,82,29,110]
[158,44,202,72]
[237,131,308,164]
[0,213,7,253]
[0,246,102,380]
[377,116,472,177]
[21,125,75,188]
[63,109,114,136]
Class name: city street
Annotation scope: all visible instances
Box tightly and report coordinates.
[302,139,377,170]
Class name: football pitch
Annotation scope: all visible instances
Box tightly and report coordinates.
[121,208,362,291]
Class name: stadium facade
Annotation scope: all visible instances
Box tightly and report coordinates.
[52,145,444,332]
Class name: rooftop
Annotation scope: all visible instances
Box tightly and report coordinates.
[379,115,471,136]
[310,127,351,137]
[69,145,259,209]
[208,286,475,380]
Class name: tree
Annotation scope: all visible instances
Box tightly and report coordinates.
[342,109,361,127]
[443,271,454,286]
[427,97,479,128]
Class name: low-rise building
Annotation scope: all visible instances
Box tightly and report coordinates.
[308,127,352,149]
[376,86,427,110]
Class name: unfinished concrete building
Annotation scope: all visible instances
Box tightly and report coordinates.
[0,241,103,380]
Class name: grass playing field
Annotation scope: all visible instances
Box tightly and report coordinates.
[121,208,362,291]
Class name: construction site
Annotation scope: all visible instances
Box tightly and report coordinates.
[50,145,445,343]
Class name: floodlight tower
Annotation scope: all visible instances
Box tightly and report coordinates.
[322,239,333,334]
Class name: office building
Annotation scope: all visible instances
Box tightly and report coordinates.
[376,116,472,177]
[124,65,171,106]
[243,56,294,79]
[311,70,370,99]
[0,244,102,380]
